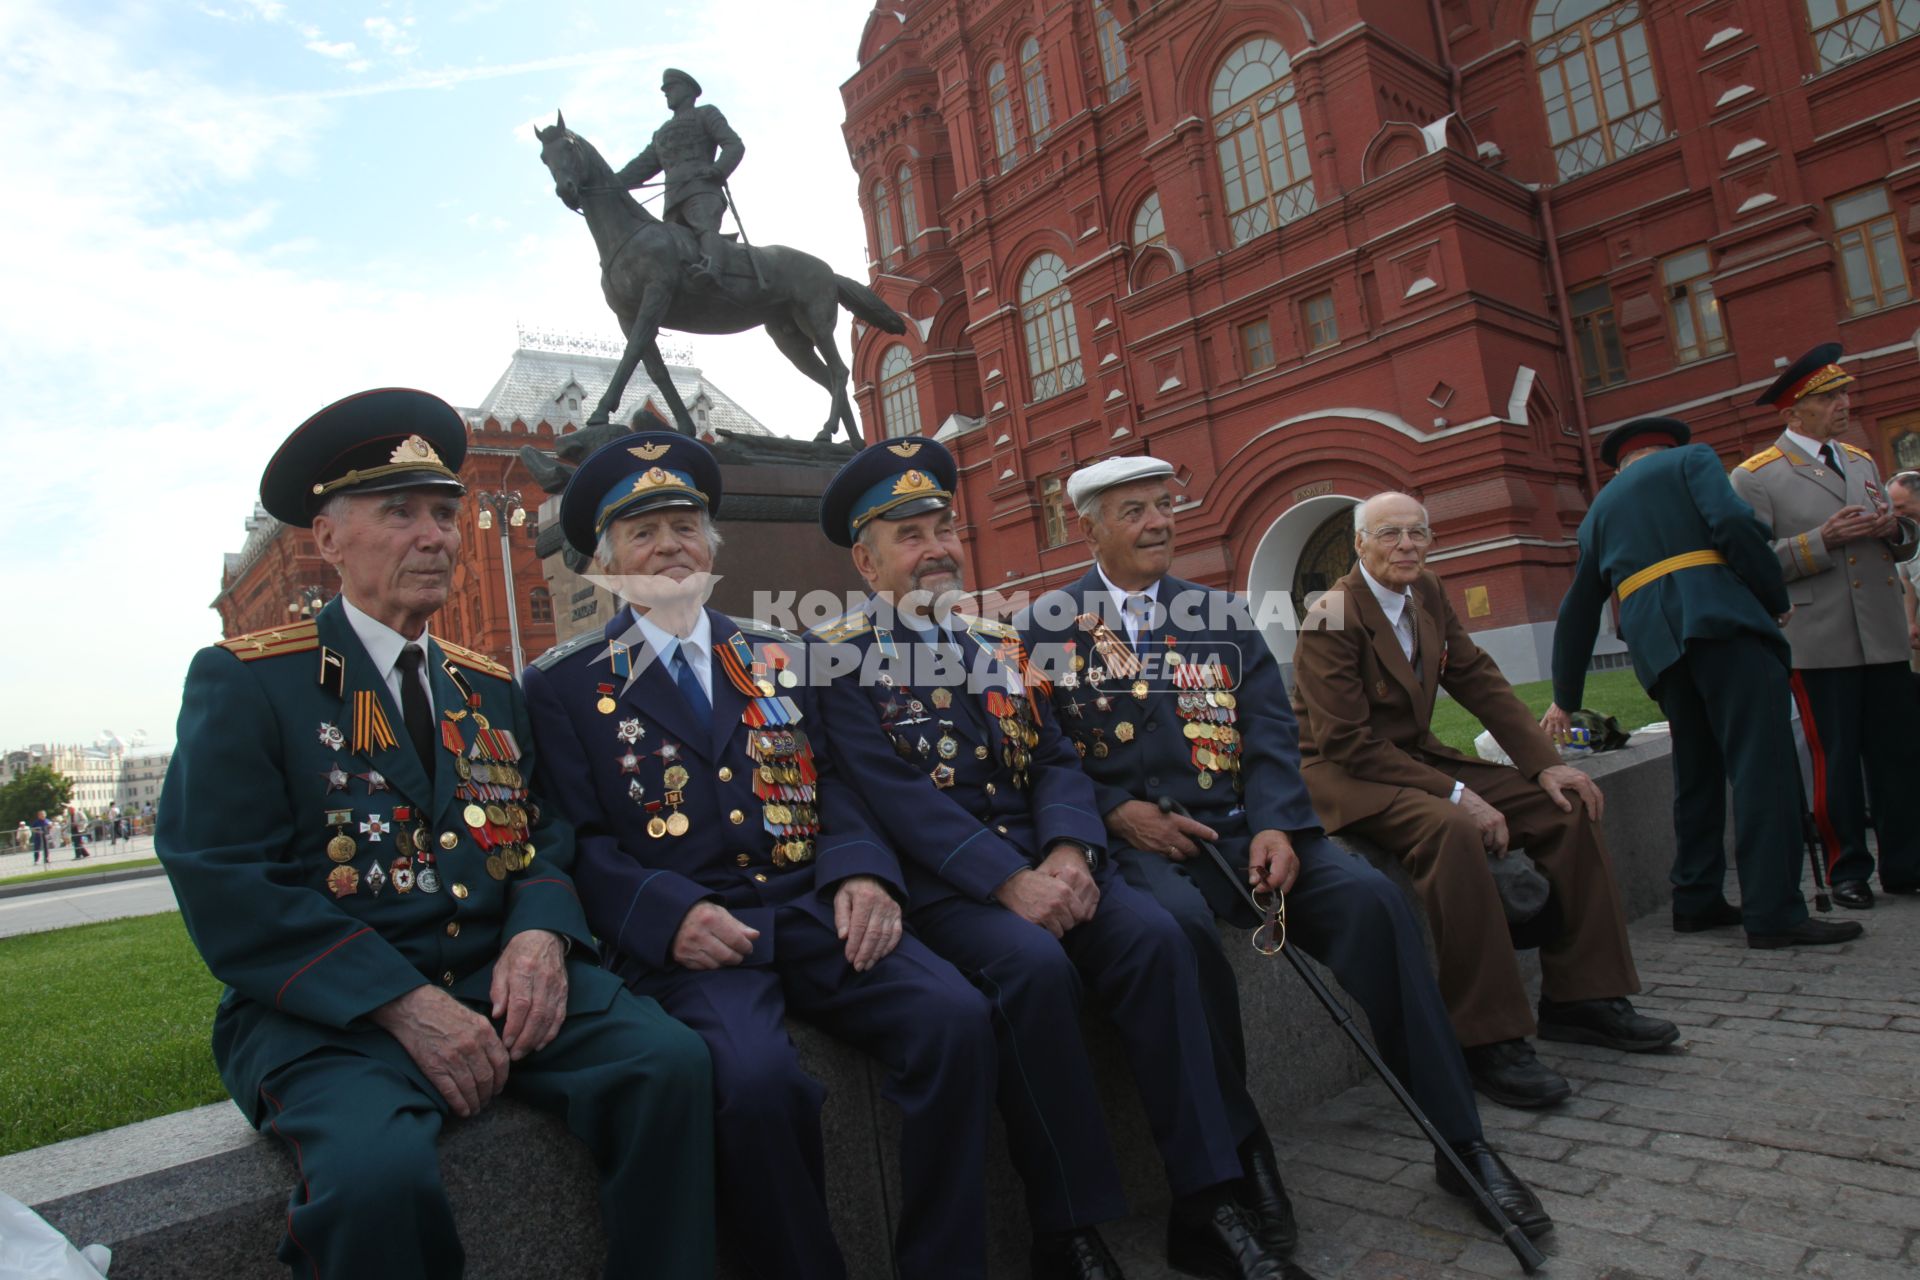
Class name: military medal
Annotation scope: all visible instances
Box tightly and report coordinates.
[326,865,359,898]
[464,803,487,827]
[646,807,669,839]
[618,718,644,744]
[359,814,388,843]
[665,810,690,838]
[930,763,956,789]
[1115,721,1135,743]
[357,770,390,793]
[390,856,414,893]
[1132,680,1150,701]
[317,722,345,750]
[326,809,356,863]
[365,860,387,897]
[321,764,350,794]
[931,687,953,709]
[938,733,958,759]
[485,854,507,880]
[619,750,641,773]
[596,683,617,715]
[416,856,441,894]
[628,778,646,803]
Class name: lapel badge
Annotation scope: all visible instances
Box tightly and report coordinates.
[390,856,414,894]
[317,722,345,751]
[326,865,359,898]
[1375,679,1389,699]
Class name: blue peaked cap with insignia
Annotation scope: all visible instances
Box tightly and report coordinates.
[259,387,468,528]
[560,421,722,556]
[820,436,957,548]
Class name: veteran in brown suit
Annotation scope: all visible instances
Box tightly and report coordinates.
[1290,492,1677,1109]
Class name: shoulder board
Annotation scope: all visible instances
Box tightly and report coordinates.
[1842,443,1873,461]
[436,638,512,681]
[529,630,603,673]
[217,620,319,662]
[1737,446,1783,473]
[729,615,803,645]
[812,612,870,642]
[957,613,1017,640]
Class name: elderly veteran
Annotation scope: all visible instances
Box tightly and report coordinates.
[1548,418,1862,950]
[1729,344,1920,909]
[807,440,1302,1280]
[1020,455,1548,1244]
[1289,491,1676,1110]
[157,389,714,1280]
[520,432,995,1280]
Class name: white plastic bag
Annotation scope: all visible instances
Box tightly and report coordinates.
[0,1192,111,1279]
[1473,729,1513,765]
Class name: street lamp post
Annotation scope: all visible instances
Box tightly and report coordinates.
[287,585,326,620]
[475,491,528,675]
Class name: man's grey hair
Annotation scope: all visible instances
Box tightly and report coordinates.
[593,507,724,570]
[1353,492,1430,535]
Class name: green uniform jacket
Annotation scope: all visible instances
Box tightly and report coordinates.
[158,599,620,1124]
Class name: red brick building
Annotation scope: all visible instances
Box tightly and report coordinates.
[840,0,1920,680]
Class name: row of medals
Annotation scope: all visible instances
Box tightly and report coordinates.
[454,742,537,880]
[1175,658,1242,789]
[750,728,818,868]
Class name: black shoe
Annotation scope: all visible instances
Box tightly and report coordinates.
[1238,1137,1299,1259]
[1031,1227,1124,1280]
[1832,880,1875,910]
[1747,918,1864,949]
[1537,996,1679,1053]
[1167,1191,1286,1279]
[1436,1139,1553,1240]
[1673,899,1743,933]
[1463,1039,1570,1108]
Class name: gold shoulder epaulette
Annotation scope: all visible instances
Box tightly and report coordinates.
[217,620,319,662]
[1842,442,1873,461]
[959,613,1017,640]
[1737,446,1784,473]
[813,612,870,641]
[437,638,512,681]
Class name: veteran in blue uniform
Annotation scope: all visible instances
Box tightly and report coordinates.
[157,390,714,1279]
[520,433,995,1280]
[1726,345,1920,909]
[1547,418,1864,949]
[806,440,1296,1280]
[1020,456,1549,1245]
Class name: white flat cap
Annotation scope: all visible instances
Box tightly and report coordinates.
[1067,455,1175,514]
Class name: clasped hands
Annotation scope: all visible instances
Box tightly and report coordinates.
[670,874,903,974]
[1105,799,1299,895]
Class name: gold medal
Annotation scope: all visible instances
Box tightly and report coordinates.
[931,687,953,709]
[666,811,690,837]
[485,803,510,827]
[524,842,537,863]
[938,735,958,759]
[463,803,487,828]
[1114,721,1135,743]
[1092,741,1110,758]
[647,816,668,839]
[1198,770,1214,789]
[453,755,471,782]
[485,854,507,880]
[756,677,777,697]
[1132,680,1149,701]
[597,695,617,715]
[664,765,690,790]
[326,865,359,897]
[327,833,356,863]
[1217,691,1237,709]
[414,826,431,853]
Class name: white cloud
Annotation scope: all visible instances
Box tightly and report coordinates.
[305,38,358,58]
[363,15,418,57]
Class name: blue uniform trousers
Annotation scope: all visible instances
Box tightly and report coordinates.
[1789,661,1920,891]
[623,904,996,1280]
[910,867,1242,1235]
[1659,637,1811,932]
[256,985,713,1280]
[1113,832,1482,1148]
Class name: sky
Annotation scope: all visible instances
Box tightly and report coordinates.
[0,0,882,749]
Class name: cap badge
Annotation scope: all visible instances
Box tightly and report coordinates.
[888,442,923,457]
[391,435,442,465]
[892,469,936,497]
[629,442,672,461]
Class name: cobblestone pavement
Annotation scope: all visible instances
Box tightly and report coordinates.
[1105,891,1920,1279]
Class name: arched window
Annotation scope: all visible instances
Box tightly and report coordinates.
[1094,1,1130,95]
[1211,39,1317,247]
[1808,0,1920,70]
[878,345,922,438]
[872,180,897,258]
[987,62,1019,172]
[1532,2,1665,180]
[897,164,920,248]
[1131,192,1166,249]
[1021,38,1053,142]
[1019,253,1084,402]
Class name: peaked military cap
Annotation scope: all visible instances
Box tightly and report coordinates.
[662,68,702,96]
[1755,342,1855,409]
[561,424,721,556]
[820,437,956,548]
[1599,416,1690,469]
[260,387,467,527]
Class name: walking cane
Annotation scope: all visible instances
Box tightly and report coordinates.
[1156,796,1546,1275]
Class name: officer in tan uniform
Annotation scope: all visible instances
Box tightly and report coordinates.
[1729,343,1920,908]
[613,68,744,287]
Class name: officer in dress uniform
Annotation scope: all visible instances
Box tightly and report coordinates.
[157,389,715,1280]
[807,439,1300,1280]
[1547,418,1863,949]
[520,433,995,1280]
[1729,345,1920,908]
[613,68,744,287]
[1021,456,1549,1247]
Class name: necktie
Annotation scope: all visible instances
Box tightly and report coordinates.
[1820,442,1840,472]
[397,645,435,783]
[672,643,711,719]
[1124,593,1154,658]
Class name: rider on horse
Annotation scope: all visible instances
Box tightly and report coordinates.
[613,69,743,291]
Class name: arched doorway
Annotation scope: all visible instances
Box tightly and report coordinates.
[1244,494,1359,671]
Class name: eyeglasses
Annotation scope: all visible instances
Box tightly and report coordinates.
[1361,525,1433,547]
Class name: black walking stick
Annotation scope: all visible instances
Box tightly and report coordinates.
[1156,796,1546,1275]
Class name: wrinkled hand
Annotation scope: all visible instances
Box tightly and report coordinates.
[993,866,1079,938]
[1538,763,1604,821]
[672,901,759,970]
[1820,505,1877,547]
[370,985,509,1117]
[1039,844,1100,926]
[1248,830,1299,894]
[1539,703,1573,742]
[1457,786,1510,857]
[1867,510,1902,540]
[490,929,569,1061]
[834,875,903,972]
[1105,798,1218,861]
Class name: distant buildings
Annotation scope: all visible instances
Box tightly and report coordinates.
[1,743,171,815]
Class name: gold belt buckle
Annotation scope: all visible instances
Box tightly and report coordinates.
[1250,886,1287,956]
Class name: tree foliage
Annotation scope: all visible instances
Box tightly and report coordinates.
[0,766,75,827]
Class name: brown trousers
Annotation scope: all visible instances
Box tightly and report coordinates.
[1339,757,1640,1047]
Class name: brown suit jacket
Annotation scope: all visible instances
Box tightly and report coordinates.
[1290,565,1561,831]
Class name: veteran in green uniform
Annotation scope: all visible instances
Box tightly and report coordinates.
[157,388,715,1280]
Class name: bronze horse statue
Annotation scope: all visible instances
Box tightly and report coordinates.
[535,112,903,447]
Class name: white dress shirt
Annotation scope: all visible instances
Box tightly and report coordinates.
[1357,562,1418,663]
[1095,561,1160,648]
[627,605,714,702]
[340,595,435,716]
[1782,426,1842,472]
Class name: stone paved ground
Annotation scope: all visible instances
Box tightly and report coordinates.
[1104,891,1920,1279]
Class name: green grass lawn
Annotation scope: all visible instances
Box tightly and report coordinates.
[0,913,225,1157]
[0,857,161,888]
[1428,668,1664,754]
